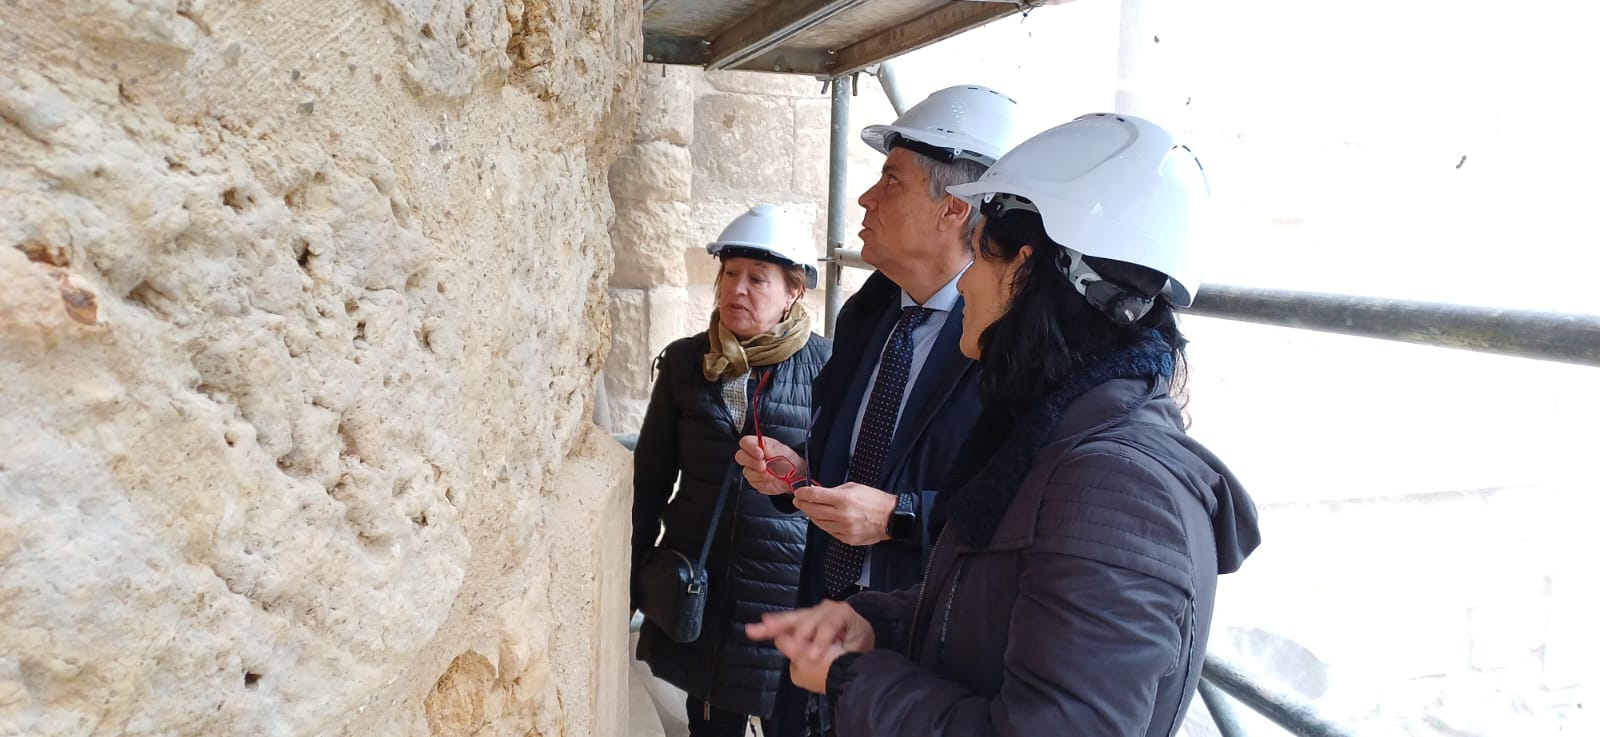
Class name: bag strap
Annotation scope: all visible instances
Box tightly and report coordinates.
[697,366,776,568]
[697,458,739,569]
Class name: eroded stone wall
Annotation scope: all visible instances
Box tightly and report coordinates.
[0,2,639,736]
[602,64,693,432]
[601,68,894,434]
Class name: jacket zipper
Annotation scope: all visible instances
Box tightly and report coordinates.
[906,524,949,663]
[703,461,744,700]
[934,560,966,664]
[704,368,765,699]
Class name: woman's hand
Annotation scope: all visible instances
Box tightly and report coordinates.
[748,601,876,694]
[735,435,808,496]
[786,641,847,694]
[747,601,876,659]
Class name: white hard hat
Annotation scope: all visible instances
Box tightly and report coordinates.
[706,204,818,288]
[860,85,1022,166]
[946,113,1209,308]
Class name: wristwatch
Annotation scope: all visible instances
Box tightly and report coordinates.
[887,492,918,541]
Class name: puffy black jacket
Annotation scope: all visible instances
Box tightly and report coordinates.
[631,331,832,718]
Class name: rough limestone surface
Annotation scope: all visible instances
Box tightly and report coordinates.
[610,142,692,204]
[603,63,693,432]
[603,68,895,435]
[689,93,796,198]
[609,200,690,290]
[0,2,639,737]
[633,65,695,148]
[602,287,688,433]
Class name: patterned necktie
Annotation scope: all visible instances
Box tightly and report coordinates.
[821,306,934,598]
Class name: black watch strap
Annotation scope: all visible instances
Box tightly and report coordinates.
[888,492,917,541]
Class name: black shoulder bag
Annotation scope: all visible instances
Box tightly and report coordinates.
[636,462,738,643]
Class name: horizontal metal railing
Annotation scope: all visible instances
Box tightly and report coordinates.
[1188,284,1600,368]
[823,253,1600,368]
[1201,655,1358,737]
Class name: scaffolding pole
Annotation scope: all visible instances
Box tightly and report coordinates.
[824,74,852,337]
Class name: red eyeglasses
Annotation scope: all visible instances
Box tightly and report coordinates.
[752,371,810,491]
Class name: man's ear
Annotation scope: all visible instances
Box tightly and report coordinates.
[938,195,973,232]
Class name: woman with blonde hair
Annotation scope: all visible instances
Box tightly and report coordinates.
[632,205,832,736]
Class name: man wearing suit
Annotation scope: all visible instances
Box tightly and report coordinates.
[734,85,1023,737]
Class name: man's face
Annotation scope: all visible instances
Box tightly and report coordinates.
[857,147,951,276]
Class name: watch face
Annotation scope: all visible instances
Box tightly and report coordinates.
[890,505,916,540]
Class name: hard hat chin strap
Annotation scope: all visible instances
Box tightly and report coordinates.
[1066,249,1156,326]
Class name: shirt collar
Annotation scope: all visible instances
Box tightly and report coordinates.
[901,261,972,313]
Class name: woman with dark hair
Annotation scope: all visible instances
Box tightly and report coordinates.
[632,205,832,736]
[747,114,1262,737]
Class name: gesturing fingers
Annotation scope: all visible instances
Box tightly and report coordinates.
[746,608,803,641]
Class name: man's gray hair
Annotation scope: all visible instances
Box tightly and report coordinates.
[909,152,990,246]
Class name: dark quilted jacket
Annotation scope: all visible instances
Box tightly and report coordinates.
[833,377,1261,737]
[631,331,832,718]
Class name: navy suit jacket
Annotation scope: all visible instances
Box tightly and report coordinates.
[778,270,983,607]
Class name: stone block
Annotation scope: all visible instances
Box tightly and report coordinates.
[690,94,796,197]
[605,398,649,437]
[611,141,692,202]
[793,98,832,196]
[684,244,722,287]
[605,288,655,402]
[637,64,695,147]
[703,69,824,98]
[611,199,690,289]
[603,287,690,419]
[645,287,691,357]
[689,198,759,257]
[800,194,830,256]
[684,284,716,339]
[540,425,635,737]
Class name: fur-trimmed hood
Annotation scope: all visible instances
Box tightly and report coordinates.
[936,346,1259,574]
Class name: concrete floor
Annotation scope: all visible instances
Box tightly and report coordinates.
[627,631,765,737]
[627,631,686,737]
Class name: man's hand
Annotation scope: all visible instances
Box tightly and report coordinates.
[747,601,875,692]
[734,435,808,497]
[792,483,897,546]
